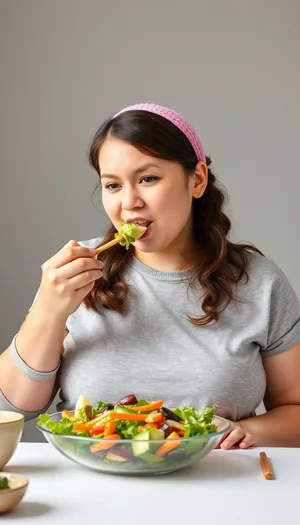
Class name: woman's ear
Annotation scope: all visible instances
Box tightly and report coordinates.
[192,162,208,198]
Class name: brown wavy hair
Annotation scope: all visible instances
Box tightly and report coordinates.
[84,110,263,325]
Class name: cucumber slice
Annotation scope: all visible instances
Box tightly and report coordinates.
[148,427,164,440]
[132,429,151,456]
[132,427,165,457]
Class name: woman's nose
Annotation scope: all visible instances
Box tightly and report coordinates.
[121,186,144,210]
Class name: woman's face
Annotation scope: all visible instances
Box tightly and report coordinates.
[99,137,206,264]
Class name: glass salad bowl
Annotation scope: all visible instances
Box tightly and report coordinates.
[37,411,230,476]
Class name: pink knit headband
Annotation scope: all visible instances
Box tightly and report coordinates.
[113,103,206,163]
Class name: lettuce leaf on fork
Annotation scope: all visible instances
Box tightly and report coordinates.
[116,221,147,249]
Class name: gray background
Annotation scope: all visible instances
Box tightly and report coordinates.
[0,0,299,441]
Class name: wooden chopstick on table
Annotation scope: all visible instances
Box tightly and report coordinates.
[259,451,274,480]
[95,235,124,255]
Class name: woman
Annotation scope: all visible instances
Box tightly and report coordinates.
[1,103,300,449]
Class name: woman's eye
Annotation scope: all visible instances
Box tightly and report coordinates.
[105,183,120,190]
[141,176,160,183]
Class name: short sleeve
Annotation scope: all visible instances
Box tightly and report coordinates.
[261,273,300,356]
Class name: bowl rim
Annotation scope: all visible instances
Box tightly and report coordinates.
[0,411,24,425]
[37,411,230,442]
[0,472,29,493]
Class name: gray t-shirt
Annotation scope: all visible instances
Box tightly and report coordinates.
[1,236,300,422]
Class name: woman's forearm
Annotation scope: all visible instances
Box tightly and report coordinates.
[0,304,66,412]
[240,405,300,447]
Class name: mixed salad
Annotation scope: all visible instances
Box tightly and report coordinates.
[38,394,219,467]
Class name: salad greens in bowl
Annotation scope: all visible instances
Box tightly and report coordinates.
[37,394,230,475]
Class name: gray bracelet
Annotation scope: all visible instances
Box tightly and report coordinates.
[10,335,61,381]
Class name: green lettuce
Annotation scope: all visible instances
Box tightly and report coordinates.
[114,420,141,439]
[116,221,146,249]
[37,414,75,435]
[173,404,218,437]
[96,400,110,412]
[0,477,9,490]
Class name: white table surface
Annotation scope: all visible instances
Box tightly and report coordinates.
[2,443,299,524]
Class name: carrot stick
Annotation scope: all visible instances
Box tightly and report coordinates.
[74,423,93,432]
[109,411,148,421]
[259,452,274,480]
[137,423,161,431]
[145,412,164,424]
[154,431,181,456]
[104,420,116,436]
[90,434,121,453]
[89,427,105,436]
[62,409,74,420]
[127,400,164,412]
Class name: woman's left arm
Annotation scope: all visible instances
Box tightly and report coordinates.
[219,341,300,449]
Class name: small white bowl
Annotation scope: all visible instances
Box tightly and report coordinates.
[0,472,28,514]
[0,411,24,470]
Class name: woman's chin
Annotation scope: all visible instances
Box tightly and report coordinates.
[133,237,161,253]
[133,243,158,254]
[133,237,170,255]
